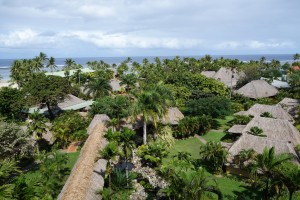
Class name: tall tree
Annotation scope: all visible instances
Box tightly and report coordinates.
[47,56,57,73]
[132,83,173,144]
[27,111,48,154]
[23,74,70,119]
[0,87,24,119]
[84,77,112,99]
[250,147,291,200]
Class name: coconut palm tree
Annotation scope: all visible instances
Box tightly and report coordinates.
[293,53,300,61]
[132,83,173,144]
[119,73,137,92]
[46,57,57,73]
[165,167,223,199]
[64,58,76,70]
[84,77,112,99]
[251,147,292,200]
[100,142,120,188]
[0,159,19,199]
[279,163,300,200]
[27,110,48,155]
[199,141,228,173]
[118,128,135,181]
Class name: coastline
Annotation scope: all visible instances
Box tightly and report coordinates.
[0,80,17,88]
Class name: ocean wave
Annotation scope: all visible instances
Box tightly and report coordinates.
[0,66,10,69]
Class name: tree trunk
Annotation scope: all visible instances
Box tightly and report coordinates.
[143,121,147,144]
[109,159,112,188]
[46,102,54,119]
[289,191,294,200]
[265,179,269,200]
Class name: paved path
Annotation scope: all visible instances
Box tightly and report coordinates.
[194,134,207,144]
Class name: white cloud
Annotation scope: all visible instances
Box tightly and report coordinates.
[67,31,202,49]
[247,40,292,49]
[78,5,115,18]
[215,41,241,49]
[0,29,57,48]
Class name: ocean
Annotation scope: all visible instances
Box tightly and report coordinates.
[0,54,296,80]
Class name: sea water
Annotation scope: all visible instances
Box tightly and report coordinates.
[0,54,296,80]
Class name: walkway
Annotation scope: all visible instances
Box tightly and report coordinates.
[194,134,207,144]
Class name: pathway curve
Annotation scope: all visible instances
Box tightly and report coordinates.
[195,134,207,144]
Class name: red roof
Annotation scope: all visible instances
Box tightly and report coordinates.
[291,66,300,71]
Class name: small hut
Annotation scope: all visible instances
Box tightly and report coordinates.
[228,117,300,146]
[278,98,300,117]
[201,67,245,87]
[109,79,122,92]
[236,80,278,99]
[235,103,294,123]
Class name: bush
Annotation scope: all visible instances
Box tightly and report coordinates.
[184,96,231,118]
[175,115,214,138]
[51,111,88,147]
[231,115,253,125]
[137,140,169,167]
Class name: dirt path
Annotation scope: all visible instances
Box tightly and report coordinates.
[195,134,207,144]
[58,121,107,200]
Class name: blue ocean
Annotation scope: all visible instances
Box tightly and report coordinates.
[0,54,296,80]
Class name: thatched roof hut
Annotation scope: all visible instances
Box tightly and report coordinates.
[236,80,278,99]
[201,71,216,78]
[240,117,300,146]
[201,67,245,87]
[228,134,300,164]
[109,79,122,92]
[278,98,300,117]
[161,107,184,125]
[228,125,246,134]
[236,103,294,123]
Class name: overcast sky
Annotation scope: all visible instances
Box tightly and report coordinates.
[0,0,299,58]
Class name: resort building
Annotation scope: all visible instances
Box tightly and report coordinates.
[235,80,278,99]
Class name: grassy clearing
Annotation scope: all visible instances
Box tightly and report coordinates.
[202,131,226,142]
[164,138,248,199]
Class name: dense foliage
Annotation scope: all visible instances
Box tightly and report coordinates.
[0,87,24,120]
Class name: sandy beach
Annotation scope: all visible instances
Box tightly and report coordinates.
[0,80,18,88]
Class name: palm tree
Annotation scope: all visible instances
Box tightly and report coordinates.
[100,142,120,188]
[235,148,256,168]
[84,77,112,99]
[64,58,75,70]
[119,73,137,92]
[199,141,228,173]
[293,53,300,61]
[118,128,135,181]
[46,57,57,73]
[165,167,223,199]
[27,110,48,154]
[0,159,19,199]
[132,83,172,144]
[251,147,292,200]
[279,163,300,200]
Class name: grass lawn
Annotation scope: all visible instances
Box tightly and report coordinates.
[164,137,249,199]
[202,131,226,142]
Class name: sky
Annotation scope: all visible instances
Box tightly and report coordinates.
[0,0,299,59]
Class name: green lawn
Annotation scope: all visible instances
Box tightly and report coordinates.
[202,131,226,142]
[164,137,203,162]
[164,137,249,199]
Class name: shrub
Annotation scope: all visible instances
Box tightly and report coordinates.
[248,126,266,137]
[232,115,252,125]
[157,125,175,149]
[260,112,274,118]
[184,96,231,118]
[137,140,169,167]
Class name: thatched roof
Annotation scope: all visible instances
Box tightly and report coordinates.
[228,134,299,164]
[237,103,294,123]
[241,117,300,146]
[201,67,245,87]
[201,71,216,78]
[278,98,300,117]
[228,125,246,134]
[27,94,94,114]
[132,107,184,129]
[236,80,278,99]
[161,107,184,125]
[109,79,122,92]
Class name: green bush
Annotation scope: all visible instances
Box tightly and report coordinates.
[137,140,169,167]
[52,111,88,147]
[232,115,253,125]
[184,96,231,118]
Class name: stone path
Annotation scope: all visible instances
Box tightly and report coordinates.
[195,134,207,144]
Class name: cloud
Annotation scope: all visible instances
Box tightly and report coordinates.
[67,31,203,49]
[0,29,57,48]
[247,40,292,49]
